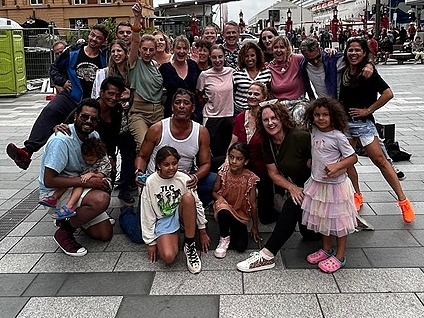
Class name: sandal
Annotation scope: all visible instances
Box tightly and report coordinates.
[318,255,346,273]
[51,205,76,220]
[39,195,58,208]
[306,249,334,264]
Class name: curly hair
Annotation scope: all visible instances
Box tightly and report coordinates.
[256,102,296,137]
[238,41,265,70]
[303,96,349,132]
[81,138,107,162]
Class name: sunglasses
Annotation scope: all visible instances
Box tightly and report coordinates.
[259,99,279,108]
[79,113,99,123]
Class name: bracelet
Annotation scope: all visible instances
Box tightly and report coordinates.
[131,25,142,33]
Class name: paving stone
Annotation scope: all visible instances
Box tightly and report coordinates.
[360,215,424,230]
[360,191,397,203]
[0,297,30,318]
[56,272,154,296]
[23,208,48,223]
[7,222,36,237]
[0,254,42,273]
[9,236,58,253]
[318,293,424,318]
[0,236,21,253]
[364,247,424,267]
[16,296,122,318]
[105,234,145,252]
[22,273,70,297]
[370,201,424,216]
[348,230,419,248]
[31,252,120,273]
[334,268,424,292]
[0,274,37,296]
[221,294,321,318]
[411,230,424,245]
[116,295,219,318]
[243,269,338,294]
[25,220,56,236]
[150,270,243,295]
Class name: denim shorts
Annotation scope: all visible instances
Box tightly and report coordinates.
[345,119,378,147]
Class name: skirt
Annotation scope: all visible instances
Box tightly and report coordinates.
[301,177,357,237]
[154,211,180,239]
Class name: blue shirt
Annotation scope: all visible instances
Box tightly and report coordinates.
[38,124,99,195]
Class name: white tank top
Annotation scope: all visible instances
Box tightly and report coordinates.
[147,117,200,174]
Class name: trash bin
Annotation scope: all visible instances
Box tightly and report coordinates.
[0,18,27,96]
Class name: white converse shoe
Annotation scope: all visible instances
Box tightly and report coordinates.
[214,236,230,258]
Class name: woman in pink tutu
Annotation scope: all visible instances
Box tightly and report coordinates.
[301,96,358,273]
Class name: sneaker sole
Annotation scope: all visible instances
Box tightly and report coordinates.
[214,251,226,259]
[6,144,31,170]
[53,236,87,257]
[355,214,375,231]
[236,262,275,273]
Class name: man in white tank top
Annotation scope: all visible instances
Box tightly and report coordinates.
[134,88,214,252]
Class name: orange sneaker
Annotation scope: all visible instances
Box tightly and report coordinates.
[398,198,415,223]
[354,193,363,212]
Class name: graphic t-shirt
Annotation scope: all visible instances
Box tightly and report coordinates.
[75,48,102,99]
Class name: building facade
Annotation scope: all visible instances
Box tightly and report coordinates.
[0,0,154,29]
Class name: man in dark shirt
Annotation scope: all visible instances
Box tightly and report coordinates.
[7,25,108,170]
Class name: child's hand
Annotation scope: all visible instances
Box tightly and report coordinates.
[324,162,346,179]
[81,172,94,183]
[199,228,211,253]
[147,245,157,263]
[250,226,262,243]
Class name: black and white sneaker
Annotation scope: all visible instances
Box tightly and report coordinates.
[395,168,406,181]
[184,242,201,274]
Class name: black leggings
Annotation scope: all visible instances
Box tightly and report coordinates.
[264,197,321,255]
[217,209,248,252]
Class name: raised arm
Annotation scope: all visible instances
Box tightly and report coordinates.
[129,2,143,68]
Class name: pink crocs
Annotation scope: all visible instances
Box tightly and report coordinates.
[318,255,346,273]
[306,249,334,264]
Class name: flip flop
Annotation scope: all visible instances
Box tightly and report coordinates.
[318,255,346,273]
[51,205,76,220]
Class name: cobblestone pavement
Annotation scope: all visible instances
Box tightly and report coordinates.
[1,64,424,318]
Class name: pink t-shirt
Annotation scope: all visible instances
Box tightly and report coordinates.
[197,67,234,118]
[268,54,305,100]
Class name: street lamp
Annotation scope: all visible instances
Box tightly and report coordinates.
[333,7,338,19]
[286,8,293,33]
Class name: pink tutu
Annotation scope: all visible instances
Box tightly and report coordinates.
[301,177,357,237]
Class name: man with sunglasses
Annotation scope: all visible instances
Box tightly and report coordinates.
[7,24,108,170]
[39,98,113,257]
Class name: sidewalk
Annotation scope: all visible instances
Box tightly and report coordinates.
[1,65,424,318]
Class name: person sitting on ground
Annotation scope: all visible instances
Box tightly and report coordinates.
[213,142,260,259]
[39,98,113,257]
[40,138,112,221]
[141,146,205,274]
[412,36,424,64]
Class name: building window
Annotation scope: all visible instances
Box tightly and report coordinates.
[70,18,88,29]
[74,0,86,4]
[99,0,112,3]
[30,0,43,4]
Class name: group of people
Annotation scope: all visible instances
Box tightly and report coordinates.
[5,2,415,275]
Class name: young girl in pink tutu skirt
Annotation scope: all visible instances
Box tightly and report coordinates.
[301,96,358,273]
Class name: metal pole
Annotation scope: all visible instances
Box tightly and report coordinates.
[300,0,303,31]
[375,0,381,38]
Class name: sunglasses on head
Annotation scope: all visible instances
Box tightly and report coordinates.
[79,113,99,123]
[259,99,279,108]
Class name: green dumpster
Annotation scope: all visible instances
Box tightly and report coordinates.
[0,18,27,96]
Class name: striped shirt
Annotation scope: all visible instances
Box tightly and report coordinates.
[233,68,271,114]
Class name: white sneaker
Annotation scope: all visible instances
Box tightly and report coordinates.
[214,236,230,258]
[184,242,202,274]
[236,251,275,272]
